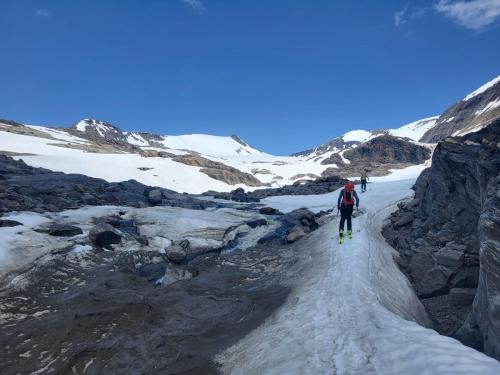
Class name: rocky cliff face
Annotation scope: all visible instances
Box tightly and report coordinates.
[321,134,431,178]
[421,76,500,142]
[383,119,500,358]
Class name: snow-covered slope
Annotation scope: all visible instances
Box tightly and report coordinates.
[218,179,500,374]
[421,75,500,142]
[159,134,264,156]
[0,117,434,194]
[389,116,439,141]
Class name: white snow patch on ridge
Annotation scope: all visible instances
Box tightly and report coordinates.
[159,134,265,157]
[389,116,439,141]
[342,129,373,142]
[463,75,500,101]
[126,133,149,146]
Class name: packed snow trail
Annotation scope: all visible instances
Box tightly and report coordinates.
[218,179,500,374]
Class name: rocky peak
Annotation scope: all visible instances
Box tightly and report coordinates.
[71,118,131,147]
[420,75,500,142]
[230,135,249,147]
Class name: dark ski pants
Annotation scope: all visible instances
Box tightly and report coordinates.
[339,204,354,233]
[361,179,367,191]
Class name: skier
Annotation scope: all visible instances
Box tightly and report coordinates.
[337,181,359,244]
[360,169,369,192]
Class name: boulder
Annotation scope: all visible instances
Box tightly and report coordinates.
[49,224,83,237]
[258,207,283,215]
[286,225,306,243]
[449,288,477,307]
[245,219,267,228]
[436,248,464,268]
[283,208,318,233]
[166,244,186,264]
[137,263,167,283]
[147,188,163,204]
[89,223,122,248]
[418,266,452,298]
[394,211,415,227]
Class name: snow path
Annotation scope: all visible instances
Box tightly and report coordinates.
[218,179,500,374]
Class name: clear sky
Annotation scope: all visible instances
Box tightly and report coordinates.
[1,0,499,155]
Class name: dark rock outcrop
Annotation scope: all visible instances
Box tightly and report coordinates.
[48,224,83,237]
[343,135,430,165]
[205,175,348,202]
[0,155,214,213]
[172,154,265,187]
[0,219,23,227]
[320,135,432,178]
[67,119,138,152]
[245,218,267,228]
[383,119,500,358]
[259,207,283,215]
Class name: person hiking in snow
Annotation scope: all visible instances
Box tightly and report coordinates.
[360,169,369,192]
[337,181,359,244]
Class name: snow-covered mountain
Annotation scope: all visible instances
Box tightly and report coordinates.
[421,75,500,142]
[293,116,438,158]
[0,116,436,194]
[1,75,497,194]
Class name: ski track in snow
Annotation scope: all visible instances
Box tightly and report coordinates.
[218,179,500,374]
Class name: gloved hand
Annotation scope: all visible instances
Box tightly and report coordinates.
[337,205,340,211]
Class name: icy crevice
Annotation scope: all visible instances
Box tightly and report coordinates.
[217,179,500,374]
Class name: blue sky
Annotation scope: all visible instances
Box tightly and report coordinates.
[1,0,499,155]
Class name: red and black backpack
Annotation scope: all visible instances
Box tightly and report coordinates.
[342,182,355,205]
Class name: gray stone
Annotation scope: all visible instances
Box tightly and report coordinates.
[148,189,163,204]
[166,245,186,264]
[449,288,477,307]
[137,263,166,283]
[394,211,414,227]
[246,219,267,228]
[286,225,306,243]
[436,248,464,268]
[258,207,283,215]
[418,266,452,298]
[89,223,122,248]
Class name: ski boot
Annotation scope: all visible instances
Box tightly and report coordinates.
[338,230,344,244]
[348,230,353,239]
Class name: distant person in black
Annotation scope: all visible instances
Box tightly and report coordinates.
[360,169,369,192]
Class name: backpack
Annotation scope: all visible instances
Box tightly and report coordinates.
[342,182,355,205]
